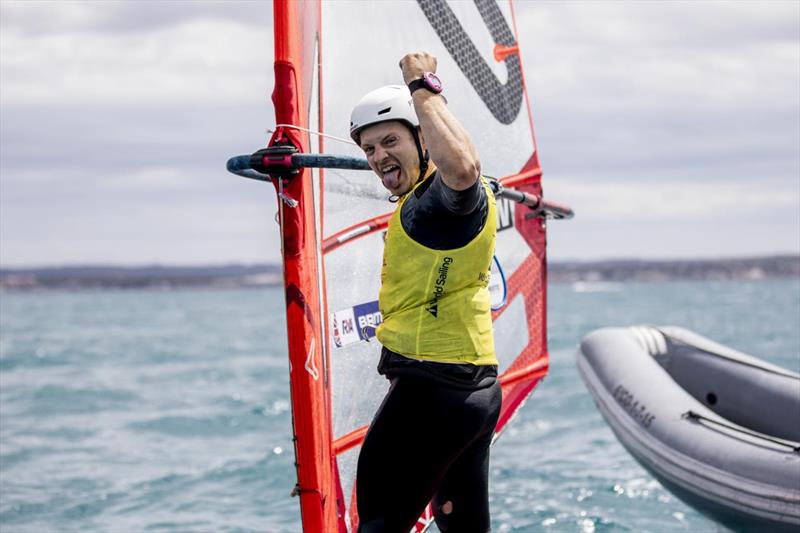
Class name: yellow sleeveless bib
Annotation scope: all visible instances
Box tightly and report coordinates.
[376,172,498,365]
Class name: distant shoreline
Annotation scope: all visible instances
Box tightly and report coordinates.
[546,255,799,283]
[1,256,797,291]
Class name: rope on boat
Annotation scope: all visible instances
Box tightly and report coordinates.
[683,410,800,452]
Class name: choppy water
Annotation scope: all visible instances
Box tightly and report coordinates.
[1,280,798,532]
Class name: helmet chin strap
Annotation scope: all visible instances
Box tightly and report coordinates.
[411,128,430,185]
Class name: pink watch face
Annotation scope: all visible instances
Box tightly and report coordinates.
[423,72,443,93]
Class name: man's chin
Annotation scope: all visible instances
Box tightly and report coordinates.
[388,185,411,197]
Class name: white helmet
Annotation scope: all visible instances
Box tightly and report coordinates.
[349,85,420,144]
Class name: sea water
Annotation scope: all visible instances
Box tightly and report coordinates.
[1,280,798,532]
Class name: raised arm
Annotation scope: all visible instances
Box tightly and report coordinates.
[400,52,481,191]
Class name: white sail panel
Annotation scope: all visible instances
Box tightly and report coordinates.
[315,1,546,530]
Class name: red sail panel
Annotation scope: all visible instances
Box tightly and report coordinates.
[270,1,337,532]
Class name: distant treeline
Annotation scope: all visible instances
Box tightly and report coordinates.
[0,265,283,290]
[1,256,798,290]
[547,255,799,283]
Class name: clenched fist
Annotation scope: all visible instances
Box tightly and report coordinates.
[399,52,437,86]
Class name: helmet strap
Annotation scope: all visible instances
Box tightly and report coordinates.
[411,128,429,184]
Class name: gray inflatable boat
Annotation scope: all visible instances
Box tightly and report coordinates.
[576,325,800,532]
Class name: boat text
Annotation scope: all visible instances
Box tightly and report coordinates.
[613,384,655,428]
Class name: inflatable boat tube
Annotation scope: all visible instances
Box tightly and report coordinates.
[577,325,800,532]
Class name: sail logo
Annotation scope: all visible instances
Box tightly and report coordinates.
[427,256,453,317]
[332,315,342,347]
[417,0,523,125]
[358,311,382,329]
[330,300,382,348]
[341,317,354,334]
[496,197,514,231]
[489,255,507,310]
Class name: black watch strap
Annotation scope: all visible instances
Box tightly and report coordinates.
[408,78,428,95]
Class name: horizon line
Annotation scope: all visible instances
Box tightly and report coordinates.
[2,252,799,271]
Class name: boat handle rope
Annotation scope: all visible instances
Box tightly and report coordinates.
[682,410,800,452]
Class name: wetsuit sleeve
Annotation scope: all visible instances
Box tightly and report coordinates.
[428,173,483,215]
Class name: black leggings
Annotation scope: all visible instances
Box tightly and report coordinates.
[356,375,502,533]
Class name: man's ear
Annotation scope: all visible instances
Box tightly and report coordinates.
[417,128,426,151]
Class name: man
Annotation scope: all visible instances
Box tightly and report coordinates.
[350,52,502,533]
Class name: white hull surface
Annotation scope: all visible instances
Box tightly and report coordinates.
[577,326,800,532]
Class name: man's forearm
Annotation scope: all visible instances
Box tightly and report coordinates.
[413,90,481,191]
[400,51,481,191]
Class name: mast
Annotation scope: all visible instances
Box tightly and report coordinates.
[271,1,337,531]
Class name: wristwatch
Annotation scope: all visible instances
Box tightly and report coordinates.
[408,72,443,95]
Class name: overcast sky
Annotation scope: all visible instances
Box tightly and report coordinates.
[1,1,798,267]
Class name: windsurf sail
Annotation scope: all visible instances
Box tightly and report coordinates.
[230,1,571,531]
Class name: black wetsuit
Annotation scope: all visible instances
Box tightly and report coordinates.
[357,171,502,533]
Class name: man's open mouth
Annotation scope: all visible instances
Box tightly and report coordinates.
[381,164,401,189]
